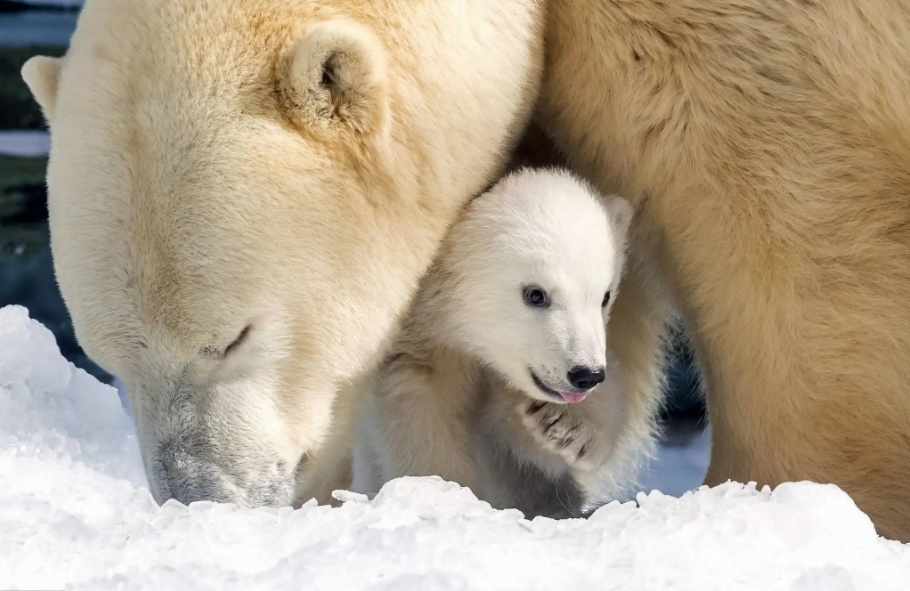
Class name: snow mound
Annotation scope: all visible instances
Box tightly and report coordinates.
[0,305,908,590]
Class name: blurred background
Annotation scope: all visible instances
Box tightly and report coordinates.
[0,1,107,378]
[0,0,709,491]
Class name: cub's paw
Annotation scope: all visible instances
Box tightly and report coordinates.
[519,401,601,471]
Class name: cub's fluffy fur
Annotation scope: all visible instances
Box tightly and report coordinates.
[352,169,656,517]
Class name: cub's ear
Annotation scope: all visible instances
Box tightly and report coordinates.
[278,19,389,136]
[21,56,63,123]
[604,195,634,246]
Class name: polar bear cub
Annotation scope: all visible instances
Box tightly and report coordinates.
[351,168,656,518]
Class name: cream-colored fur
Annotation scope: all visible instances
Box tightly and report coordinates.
[20,0,543,507]
[352,169,656,518]
[536,0,910,542]
[22,0,910,541]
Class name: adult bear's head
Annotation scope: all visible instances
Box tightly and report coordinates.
[22,0,543,506]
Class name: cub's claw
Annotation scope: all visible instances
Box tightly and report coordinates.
[520,401,599,471]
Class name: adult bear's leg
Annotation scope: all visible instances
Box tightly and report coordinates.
[539,0,910,542]
[693,227,910,543]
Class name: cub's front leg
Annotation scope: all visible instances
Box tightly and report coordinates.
[368,344,482,491]
[517,384,628,475]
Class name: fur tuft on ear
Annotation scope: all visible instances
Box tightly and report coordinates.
[604,195,634,246]
[278,19,389,136]
[21,55,63,123]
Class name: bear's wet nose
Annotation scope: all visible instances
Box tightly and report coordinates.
[567,366,605,390]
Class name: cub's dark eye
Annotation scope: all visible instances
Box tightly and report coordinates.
[601,291,611,308]
[523,286,550,308]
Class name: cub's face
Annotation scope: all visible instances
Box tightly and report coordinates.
[508,275,616,404]
[441,170,633,405]
[470,244,624,406]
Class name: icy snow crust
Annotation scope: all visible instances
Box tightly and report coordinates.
[1,305,908,590]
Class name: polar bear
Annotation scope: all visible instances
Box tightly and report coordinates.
[19,0,544,508]
[351,169,655,518]
[21,0,910,540]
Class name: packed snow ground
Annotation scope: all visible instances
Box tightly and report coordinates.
[1,305,908,590]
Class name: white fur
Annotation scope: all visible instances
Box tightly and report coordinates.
[20,0,544,507]
[352,169,656,517]
[23,0,910,541]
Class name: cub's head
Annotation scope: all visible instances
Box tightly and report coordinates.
[438,169,633,404]
[20,0,541,506]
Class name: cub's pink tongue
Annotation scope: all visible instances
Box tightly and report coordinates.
[559,392,588,404]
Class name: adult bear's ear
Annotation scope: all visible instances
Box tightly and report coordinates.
[278,19,390,137]
[605,195,634,247]
[21,55,63,123]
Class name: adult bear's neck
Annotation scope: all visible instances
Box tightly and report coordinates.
[378,0,545,236]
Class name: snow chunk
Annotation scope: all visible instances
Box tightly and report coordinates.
[0,305,907,590]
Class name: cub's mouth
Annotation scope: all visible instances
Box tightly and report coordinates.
[529,370,588,404]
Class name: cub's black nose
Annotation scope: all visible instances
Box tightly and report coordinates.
[567,366,606,390]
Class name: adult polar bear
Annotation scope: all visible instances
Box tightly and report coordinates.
[22,0,910,541]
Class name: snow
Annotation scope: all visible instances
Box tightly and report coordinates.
[1,304,908,590]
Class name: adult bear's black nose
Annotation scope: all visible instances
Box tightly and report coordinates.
[567,366,606,390]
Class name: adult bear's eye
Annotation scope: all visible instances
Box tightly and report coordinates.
[523,286,550,308]
[602,291,611,308]
[224,324,253,357]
